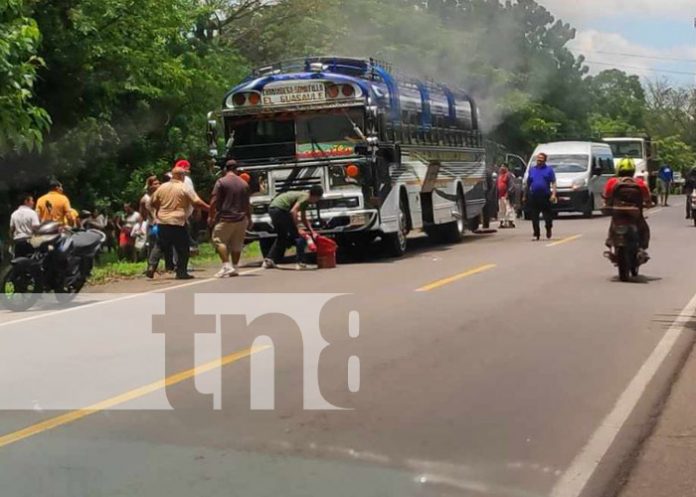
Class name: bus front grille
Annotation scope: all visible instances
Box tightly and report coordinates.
[274,174,322,192]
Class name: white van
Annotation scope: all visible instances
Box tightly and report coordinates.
[525,141,615,217]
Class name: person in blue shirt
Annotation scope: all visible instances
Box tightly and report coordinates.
[525,153,557,241]
[657,164,674,207]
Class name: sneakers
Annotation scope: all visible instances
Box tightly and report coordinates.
[295,263,309,271]
[262,259,276,269]
[215,266,238,278]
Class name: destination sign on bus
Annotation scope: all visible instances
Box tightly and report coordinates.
[262,82,326,106]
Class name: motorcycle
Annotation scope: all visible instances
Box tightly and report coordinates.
[1,222,106,311]
[603,183,650,282]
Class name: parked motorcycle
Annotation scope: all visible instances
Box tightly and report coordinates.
[603,184,649,282]
[1,222,106,311]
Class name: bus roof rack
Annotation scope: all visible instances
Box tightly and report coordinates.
[250,56,394,80]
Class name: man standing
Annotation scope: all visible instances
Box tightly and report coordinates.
[36,179,75,227]
[657,163,674,207]
[209,160,251,278]
[147,167,209,280]
[263,185,324,270]
[9,194,40,257]
[525,153,557,241]
[140,175,161,259]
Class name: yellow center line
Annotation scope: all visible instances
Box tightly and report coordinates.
[416,264,496,292]
[0,345,270,449]
[546,234,583,248]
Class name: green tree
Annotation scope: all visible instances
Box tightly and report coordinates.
[0,0,50,153]
[587,69,646,136]
[8,0,247,209]
[657,136,696,172]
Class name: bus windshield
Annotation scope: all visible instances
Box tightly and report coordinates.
[546,154,589,173]
[296,110,364,159]
[226,109,364,161]
[608,141,643,159]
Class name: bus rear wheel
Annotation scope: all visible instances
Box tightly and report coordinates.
[437,192,466,243]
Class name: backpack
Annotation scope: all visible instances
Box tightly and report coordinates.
[609,178,644,219]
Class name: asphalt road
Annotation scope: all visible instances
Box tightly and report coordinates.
[1,203,695,497]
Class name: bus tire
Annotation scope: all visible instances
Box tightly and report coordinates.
[438,190,466,243]
[382,194,409,257]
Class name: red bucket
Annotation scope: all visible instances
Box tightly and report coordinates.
[314,235,337,269]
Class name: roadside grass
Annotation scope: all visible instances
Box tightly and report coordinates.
[90,242,261,285]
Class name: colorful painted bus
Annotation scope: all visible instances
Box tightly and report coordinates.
[207,56,490,257]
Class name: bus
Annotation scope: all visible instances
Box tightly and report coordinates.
[206,56,489,257]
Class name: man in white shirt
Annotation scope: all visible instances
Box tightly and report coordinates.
[9,194,40,257]
[169,159,199,261]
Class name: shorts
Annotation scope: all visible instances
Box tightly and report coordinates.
[212,220,248,253]
[656,179,671,194]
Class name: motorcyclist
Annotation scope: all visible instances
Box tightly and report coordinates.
[684,166,696,219]
[604,158,651,256]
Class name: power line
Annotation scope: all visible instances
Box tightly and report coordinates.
[584,60,696,77]
[580,49,696,64]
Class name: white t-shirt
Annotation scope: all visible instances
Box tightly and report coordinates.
[10,205,40,241]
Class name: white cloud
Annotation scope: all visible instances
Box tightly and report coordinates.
[568,29,696,82]
[537,0,695,22]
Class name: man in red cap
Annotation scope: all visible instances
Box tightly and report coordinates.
[169,158,199,263]
[173,159,195,192]
[149,167,209,279]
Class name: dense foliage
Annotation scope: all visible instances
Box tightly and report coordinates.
[1,0,695,228]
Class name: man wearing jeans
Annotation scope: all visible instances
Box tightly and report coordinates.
[209,160,251,278]
[657,163,674,207]
[148,167,209,280]
[263,185,324,270]
[525,153,557,241]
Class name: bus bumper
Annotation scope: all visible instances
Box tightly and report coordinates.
[246,209,380,242]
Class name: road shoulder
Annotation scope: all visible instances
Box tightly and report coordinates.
[620,337,696,497]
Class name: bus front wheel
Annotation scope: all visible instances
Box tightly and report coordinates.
[382,197,409,257]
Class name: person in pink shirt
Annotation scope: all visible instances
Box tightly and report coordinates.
[497,165,516,229]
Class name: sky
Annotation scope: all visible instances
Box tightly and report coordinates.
[537,0,696,85]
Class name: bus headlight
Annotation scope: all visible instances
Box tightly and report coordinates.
[329,165,361,189]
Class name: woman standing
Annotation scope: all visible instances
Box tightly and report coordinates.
[497,165,516,229]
